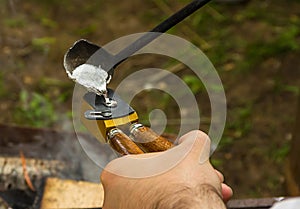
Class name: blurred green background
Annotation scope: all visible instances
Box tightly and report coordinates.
[0,0,299,198]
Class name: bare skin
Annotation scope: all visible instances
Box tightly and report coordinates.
[101,130,233,209]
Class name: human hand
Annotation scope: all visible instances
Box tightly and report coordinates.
[101,130,233,209]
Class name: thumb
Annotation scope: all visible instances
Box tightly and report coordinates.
[177,130,211,163]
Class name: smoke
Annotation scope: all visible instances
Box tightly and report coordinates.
[0,123,103,187]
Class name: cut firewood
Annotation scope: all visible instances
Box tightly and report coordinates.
[0,157,66,191]
[40,177,104,209]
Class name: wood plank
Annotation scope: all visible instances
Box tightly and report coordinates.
[0,197,9,209]
[40,177,104,209]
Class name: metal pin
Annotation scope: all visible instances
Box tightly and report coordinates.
[84,110,112,120]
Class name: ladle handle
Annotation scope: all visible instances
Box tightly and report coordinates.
[107,128,144,155]
[130,124,174,152]
[113,0,212,71]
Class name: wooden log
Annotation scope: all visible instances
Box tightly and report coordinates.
[0,123,100,182]
[0,157,66,191]
[40,177,104,209]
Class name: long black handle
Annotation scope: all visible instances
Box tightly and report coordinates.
[151,0,211,33]
[112,0,212,72]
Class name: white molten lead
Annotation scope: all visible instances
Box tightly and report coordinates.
[67,64,108,95]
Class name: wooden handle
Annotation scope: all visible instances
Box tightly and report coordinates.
[130,124,174,152]
[107,129,144,155]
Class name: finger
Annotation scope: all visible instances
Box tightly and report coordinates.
[215,169,224,183]
[103,138,193,178]
[103,130,211,178]
[221,183,233,203]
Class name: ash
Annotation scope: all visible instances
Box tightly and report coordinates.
[68,64,108,95]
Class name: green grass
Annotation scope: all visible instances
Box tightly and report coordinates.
[243,25,300,71]
[4,17,26,28]
[270,142,291,163]
[40,17,58,29]
[211,158,224,167]
[168,1,300,73]
[75,24,98,36]
[273,79,300,95]
[14,90,58,128]
[31,37,56,53]
[226,103,253,139]
[183,75,205,94]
